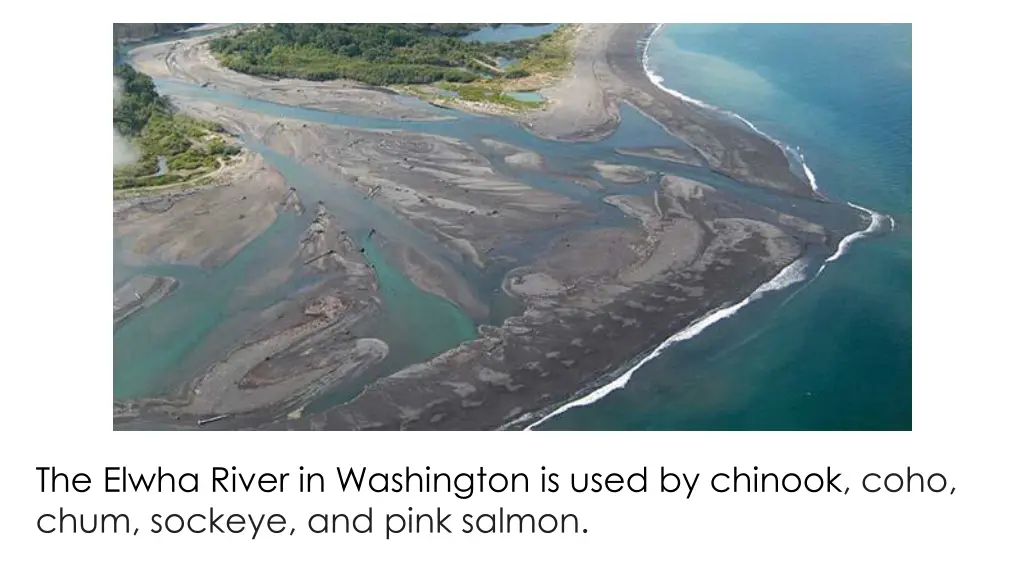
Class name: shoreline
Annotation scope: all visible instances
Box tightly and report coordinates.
[113,276,179,328]
[517,24,896,429]
[523,201,891,430]
[823,202,889,264]
[522,256,810,430]
[516,24,819,199]
[114,24,885,431]
[640,24,825,199]
[263,172,839,430]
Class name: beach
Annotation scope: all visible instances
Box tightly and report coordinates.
[114,24,877,430]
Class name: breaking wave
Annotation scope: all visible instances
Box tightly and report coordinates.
[640,24,819,192]
[823,202,887,264]
[522,26,894,431]
[795,147,819,192]
[525,258,809,430]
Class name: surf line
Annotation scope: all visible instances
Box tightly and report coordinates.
[525,257,810,430]
[640,24,820,193]
[521,200,889,430]
[820,202,887,267]
[522,27,894,430]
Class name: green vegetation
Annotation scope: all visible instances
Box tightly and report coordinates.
[113,64,169,136]
[208,24,578,114]
[436,83,543,111]
[114,64,241,192]
[504,24,575,77]
[208,24,568,87]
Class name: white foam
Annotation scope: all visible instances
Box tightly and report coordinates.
[525,27,890,431]
[640,24,819,193]
[525,258,809,430]
[796,149,819,192]
[888,214,896,232]
[823,202,886,264]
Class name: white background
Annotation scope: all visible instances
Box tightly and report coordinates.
[3,1,1023,574]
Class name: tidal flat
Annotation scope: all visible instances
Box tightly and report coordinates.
[114,24,870,430]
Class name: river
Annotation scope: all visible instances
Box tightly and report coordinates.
[113,24,909,430]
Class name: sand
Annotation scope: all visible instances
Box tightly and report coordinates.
[129,35,449,120]
[115,24,861,431]
[592,161,653,184]
[114,152,288,268]
[523,24,816,198]
[113,275,178,327]
[480,138,547,171]
[269,172,824,430]
[116,197,386,424]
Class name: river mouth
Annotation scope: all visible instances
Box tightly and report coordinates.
[113,27,865,428]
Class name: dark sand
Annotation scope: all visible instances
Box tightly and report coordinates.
[114,275,178,327]
[257,173,837,430]
[116,24,862,430]
[524,24,817,198]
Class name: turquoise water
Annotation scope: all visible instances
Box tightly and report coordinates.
[114,126,482,401]
[463,24,560,43]
[116,25,910,429]
[114,211,309,398]
[506,91,544,103]
[539,24,911,430]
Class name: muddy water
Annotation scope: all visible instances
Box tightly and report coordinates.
[115,43,842,414]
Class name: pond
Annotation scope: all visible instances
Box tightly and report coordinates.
[463,24,561,43]
[505,91,544,104]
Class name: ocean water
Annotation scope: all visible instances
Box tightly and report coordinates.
[116,25,910,429]
[538,24,912,430]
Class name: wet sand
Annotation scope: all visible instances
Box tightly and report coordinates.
[524,24,816,198]
[114,149,386,424]
[115,198,387,425]
[115,24,863,430]
[593,161,653,184]
[267,174,828,430]
[172,98,593,320]
[114,152,288,268]
[114,275,178,327]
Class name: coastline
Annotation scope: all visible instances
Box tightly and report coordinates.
[823,202,889,264]
[523,256,810,430]
[522,202,890,430]
[517,24,896,429]
[633,24,893,259]
[518,24,819,199]
[115,23,886,431]
[640,24,825,198]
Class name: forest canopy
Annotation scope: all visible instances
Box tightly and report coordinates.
[208,24,555,85]
[113,65,240,191]
[114,64,171,136]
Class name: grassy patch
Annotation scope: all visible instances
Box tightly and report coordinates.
[207,23,576,91]
[436,82,544,111]
[206,24,579,115]
[504,24,575,77]
[114,65,242,193]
